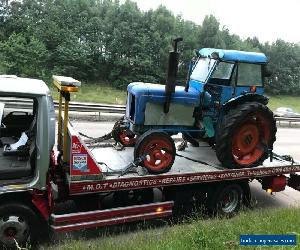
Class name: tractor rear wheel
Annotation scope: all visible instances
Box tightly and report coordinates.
[134,130,176,174]
[215,102,276,169]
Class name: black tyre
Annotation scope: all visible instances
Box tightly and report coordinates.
[114,188,154,207]
[112,119,136,146]
[206,183,244,217]
[0,203,40,248]
[163,185,206,215]
[134,130,176,174]
[73,193,100,211]
[216,102,276,169]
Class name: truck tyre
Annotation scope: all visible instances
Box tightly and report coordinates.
[0,203,40,248]
[134,130,175,174]
[216,102,276,169]
[206,183,244,217]
[112,119,136,146]
[114,189,154,207]
[163,185,206,216]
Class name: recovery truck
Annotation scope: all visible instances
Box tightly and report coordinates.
[0,74,298,248]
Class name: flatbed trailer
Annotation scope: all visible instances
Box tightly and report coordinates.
[50,120,300,232]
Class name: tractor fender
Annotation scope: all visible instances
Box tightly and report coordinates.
[222,93,269,113]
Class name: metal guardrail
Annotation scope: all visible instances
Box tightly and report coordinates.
[1,98,300,124]
[0,98,126,114]
[275,116,300,127]
[275,116,300,122]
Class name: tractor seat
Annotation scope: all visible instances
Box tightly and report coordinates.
[128,82,201,106]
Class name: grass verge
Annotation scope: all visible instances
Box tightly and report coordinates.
[49,83,127,104]
[46,207,299,250]
[268,95,300,112]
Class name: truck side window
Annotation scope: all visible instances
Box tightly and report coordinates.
[237,63,262,86]
[0,97,35,137]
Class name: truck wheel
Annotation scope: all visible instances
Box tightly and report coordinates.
[216,102,276,169]
[207,183,244,217]
[0,203,39,248]
[114,189,154,207]
[112,120,136,146]
[163,185,206,215]
[134,130,175,174]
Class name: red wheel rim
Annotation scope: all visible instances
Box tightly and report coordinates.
[119,129,136,146]
[232,113,270,166]
[140,138,173,171]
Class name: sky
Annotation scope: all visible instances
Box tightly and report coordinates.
[124,0,300,43]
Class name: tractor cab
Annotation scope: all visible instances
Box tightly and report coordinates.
[189,48,268,109]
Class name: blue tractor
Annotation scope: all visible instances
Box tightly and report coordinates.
[112,38,276,174]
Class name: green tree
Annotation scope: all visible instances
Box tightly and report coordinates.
[198,15,225,48]
[0,33,47,77]
[0,0,298,95]
[262,40,300,95]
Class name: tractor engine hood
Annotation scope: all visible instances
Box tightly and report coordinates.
[126,82,202,125]
[127,82,200,106]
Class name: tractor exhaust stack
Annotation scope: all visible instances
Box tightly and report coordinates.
[164,37,183,113]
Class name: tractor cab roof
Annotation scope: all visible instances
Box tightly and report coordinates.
[199,48,268,64]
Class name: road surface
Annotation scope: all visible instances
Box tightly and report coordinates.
[72,121,300,208]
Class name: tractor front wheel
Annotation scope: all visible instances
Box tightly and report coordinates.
[112,119,136,146]
[134,130,176,174]
[216,102,276,169]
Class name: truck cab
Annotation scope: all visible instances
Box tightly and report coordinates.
[0,75,55,189]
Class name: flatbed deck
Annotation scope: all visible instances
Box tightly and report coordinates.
[67,130,300,195]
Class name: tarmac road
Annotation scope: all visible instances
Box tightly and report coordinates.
[72,121,300,208]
